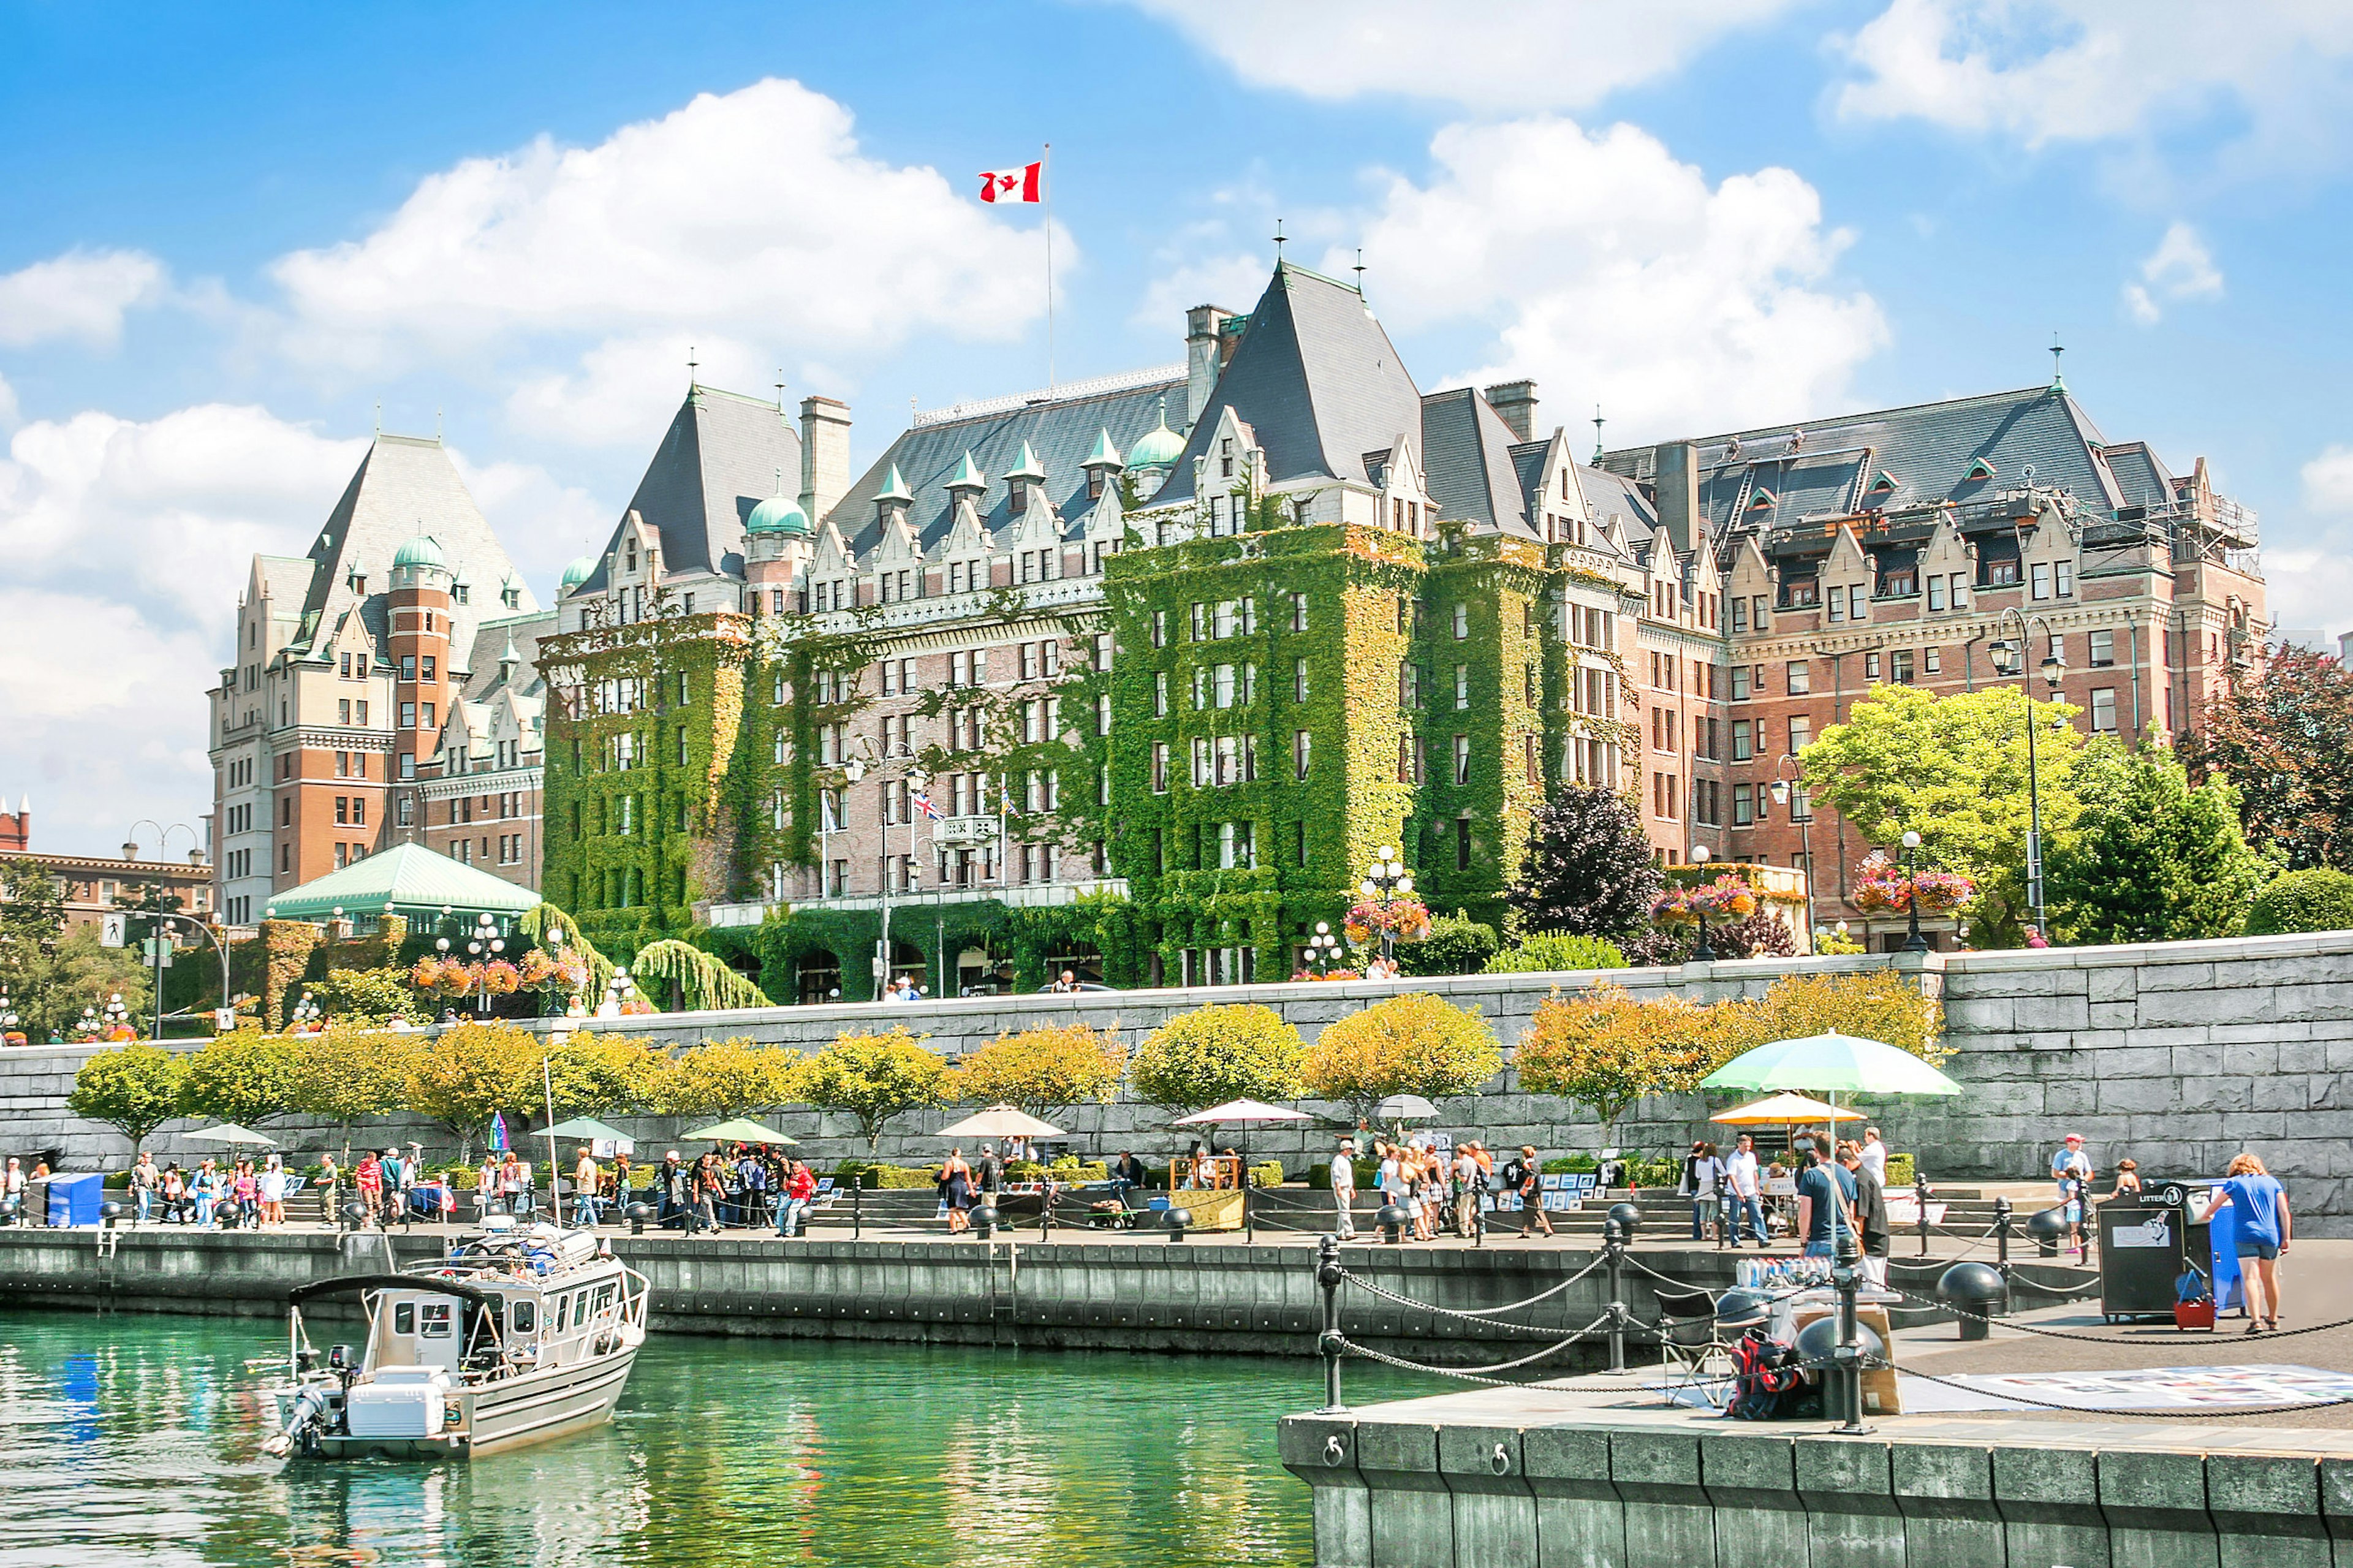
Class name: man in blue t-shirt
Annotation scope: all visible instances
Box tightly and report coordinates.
[1794,1134,1857,1258]
[2205,1151,2292,1333]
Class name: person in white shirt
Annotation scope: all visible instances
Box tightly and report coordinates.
[1452,1144,1483,1238]
[1724,1134,1766,1248]
[1329,1138,1358,1240]
[1859,1128,1889,1188]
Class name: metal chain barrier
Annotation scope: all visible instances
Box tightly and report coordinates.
[1335,1252,1607,1322]
[1890,1279,2353,1344]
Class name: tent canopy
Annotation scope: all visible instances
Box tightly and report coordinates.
[934,1105,1066,1140]
[681,1118,798,1145]
[1374,1094,1439,1123]
[1172,1098,1311,1127]
[264,841,540,926]
[1708,1093,1864,1126]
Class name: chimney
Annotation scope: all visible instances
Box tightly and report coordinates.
[1483,381,1539,444]
[0,797,26,855]
[798,396,853,527]
[1185,305,1232,431]
[1654,441,1700,556]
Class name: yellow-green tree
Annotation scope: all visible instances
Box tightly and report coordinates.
[68,1042,187,1154]
[291,1023,423,1162]
[1514,984,1718,1131]
[178,1029,303,1127]
[796,1027,949,1154]
[405,1020,542,1165]
[654,1037,801,1119]
[1802,682,2084,946]
[1129,1004,1305,1116]
[1713,971,1947,1067]
[1302,993,1501,1127]
[543,1031,672,1119]
[950,1023,1126,1123]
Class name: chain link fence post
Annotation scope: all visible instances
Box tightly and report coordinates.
[1317,1234,1346,1412]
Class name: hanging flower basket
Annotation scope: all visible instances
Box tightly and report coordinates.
[1853,850,1974,915]
[1651,874,1757,925]
[1343,896,1431,947]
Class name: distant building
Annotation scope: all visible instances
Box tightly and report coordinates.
[209,434,550,926]
[0,805,213,931]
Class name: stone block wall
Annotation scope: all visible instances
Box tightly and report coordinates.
[6,931,2349,1229]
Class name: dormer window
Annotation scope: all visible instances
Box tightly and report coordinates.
[347,573,366,595]
[1220,439,1234,479]
[1088,469,1104,501]
[1747,491,1776,513]
[1008,477,1028,514]
[625,542,638,572]
[502,586,521,609]
[1965,456,1997,482]
[1868,471,1898,499]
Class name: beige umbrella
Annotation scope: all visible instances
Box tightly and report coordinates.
[1708,1092,1864,1127]
[934,1104,1066,1140]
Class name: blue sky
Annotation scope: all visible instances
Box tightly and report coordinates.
[4,0,2351,854]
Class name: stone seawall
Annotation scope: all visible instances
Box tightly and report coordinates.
[8,933,2352,1227]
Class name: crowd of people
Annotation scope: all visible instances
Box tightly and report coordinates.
[1323,1133,1548,1243]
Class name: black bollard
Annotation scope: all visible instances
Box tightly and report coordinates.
[1376,1201,1411,1246]
[1993,1195,2013,1275]
[1915,1172,1933,1257]
[1040,1178,1056,1240]
[852,1178,863,1241]
[1317,1234,1346,1412]
[625,1202,650,1237]
[1831,1225,1871,1434]
[971,1203,999,1241]
[1601,1213,1630,1373]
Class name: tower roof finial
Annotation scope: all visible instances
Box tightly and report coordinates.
[1353,247,1366,294]
[1592,404,1606,464]
[2049,331,2066,392]
[1273,218,1286,263]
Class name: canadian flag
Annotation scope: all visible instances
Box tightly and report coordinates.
[978,161,1044,203]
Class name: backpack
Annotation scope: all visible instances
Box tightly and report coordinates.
[1726,1328,1803,1420]
[1500,1159,1526,1191]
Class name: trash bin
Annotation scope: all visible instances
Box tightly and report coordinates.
[46,1172,105,1227]
[2097,1194,2210,1324]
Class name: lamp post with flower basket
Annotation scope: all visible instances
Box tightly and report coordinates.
[1347,847,1430,973]
[1853,844,1975,950]
[1650,869,1759,959]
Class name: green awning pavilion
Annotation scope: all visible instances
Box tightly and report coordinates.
[263,841,540,932]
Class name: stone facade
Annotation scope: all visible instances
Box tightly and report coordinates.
[8,931,2349,1226]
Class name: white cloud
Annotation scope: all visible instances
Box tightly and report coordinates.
[0,248,169,349]
[2121,221,2223,325]
[447,447,609,592]
[2303,445,2353,515]
[1833,0,2353,154]
[0,371,17,431]
[1332,118,1887,437]
[2260,545,2353,642]
[267,78,1061,381]
[1122,0,1804,111]
[506,331,771,449]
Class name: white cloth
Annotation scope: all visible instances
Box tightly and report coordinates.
[1378,1157,1406,1198]
[1859,1138,1888,1186]
[1725,1149,1760,1199]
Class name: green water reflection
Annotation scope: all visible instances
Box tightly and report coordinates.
[0,1310,1412,1567]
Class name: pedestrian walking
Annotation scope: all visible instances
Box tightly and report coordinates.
[317,1153,341,1226]
[573,1146,602,1227]
[1724,1134,1768,1247]
[1679,1140,1727,1245]
[1328,1138,1358,1240]
[1838,1142,1892,1288]
[1452,1142,1483,1239]
[775,1159,817,1238]
[192,1159,221,1228]
[940,1148,973,1235]
[128,1151,159,1224]
[1795,1134,1857,1259]
[1510,1146,1552,1238]
[2204,1152,2291,1333]
[354,1152,382,1229]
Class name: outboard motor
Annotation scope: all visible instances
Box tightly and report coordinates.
[264,1383,336,1459]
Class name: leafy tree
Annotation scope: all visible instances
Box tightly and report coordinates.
[2181,647,2353,871]
[0,858,68,1031]
[1301,993,1502,1127]
[950,1023,1126,1121]
[291,1023,423,1163]
[405,1020,543,1165]
[1708,911,1798,960]
[1482,933,1628,974]
[1718,971,1947,1066]
[1398,912,1500,977]
[1129,1004,1305,1116]
[1801,683,2084,947]
[1515,985,1711,1131]
[796,1028,949,1154]
[2245,868,2353,936]
[654,1038,801,1120]
[544,1032,672,1119]
[631,939,770,1011]
[2045,741,2276,945]
[310,966,419,1023]
[177,1029,302,1127]
[68,1041,188,1154]
[11,924,151,1042]
[1507,787,1664,937]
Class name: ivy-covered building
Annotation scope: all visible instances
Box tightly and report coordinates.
[535,257,2265,990]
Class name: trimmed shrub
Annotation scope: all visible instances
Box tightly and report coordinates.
[1304,1157,1371,1191]
[1885,1153,1916,1188]
[1131,1003,1305,1115]
[2245,868,2353,936]
[1483,933,1627,974]
[1248,1161,1286,1189]
[1007,1161,1110,1184]
[829,1162,939,1190]
[1399,912,1501,977]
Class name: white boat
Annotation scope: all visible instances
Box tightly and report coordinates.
[265,1220,649,1460]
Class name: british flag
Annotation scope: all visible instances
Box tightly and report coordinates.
[910,786,942,822]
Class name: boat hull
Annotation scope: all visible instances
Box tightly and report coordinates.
[275,1339,640,1461]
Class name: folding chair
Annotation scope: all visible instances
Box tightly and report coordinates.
[1653,1286,1735,1407]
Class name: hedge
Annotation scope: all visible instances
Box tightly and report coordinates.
[2245,868,2353,936]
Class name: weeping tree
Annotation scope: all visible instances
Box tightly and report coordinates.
[631,939,771,1012]
[521,903,616,994]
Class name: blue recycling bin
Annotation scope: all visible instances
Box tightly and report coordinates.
[47,1172,104,1227]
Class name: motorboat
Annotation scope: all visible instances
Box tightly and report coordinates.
[265,1219,648,1459]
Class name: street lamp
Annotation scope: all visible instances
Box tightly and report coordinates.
[1358,846,1413,971]
[77,1004,99,1040]
[466,912,504,1015]
[101,992,130,1036]
[1689,845,1716,961]
[843,738,926,998]
[1305,921,1342,975]
[1988,610,2067,939]
[1899,830,1929,954]
[0,991,17,1039]
[1769,754,1817,949]
[290,991,322,1029]
[606,967,636,1015]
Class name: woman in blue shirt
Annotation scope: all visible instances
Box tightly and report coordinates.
[2205,1151,2292,1334]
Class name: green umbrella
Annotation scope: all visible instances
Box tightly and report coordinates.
[681,1118,798,1145]
[1697,1031,1962,1098]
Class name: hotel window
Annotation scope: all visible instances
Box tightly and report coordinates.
[1455,665,1470,709]
[356,701,369,725]
[352,797,365,826]
[1788,715,1811,753]
[1890,650,1914,684]
[1848,586,1866,621]
[2056,560,2074,597]
[1730,597,1748,634]
[1096,694,1112,736]
[421,656,435,681]
[1785,578,1818,607]
[1732,719,1753,761]
[1455,817,1472,871]
[1151,610,1169,648]
[1863,651,1880,680]
[2031,562,2052,600]
[1453,604,1469,640]
[422,703,435,730]
[1985,558,2018,586]
[1950,573,1970,607]
[400,702,416,729]
[1827,589,1844,623]
[1453,733,1471,786]
[399,754,415,781]
[1094,633,1113,671]
[1191,602,1206,640]
[1927,575,1947,612]
[1786,661,1811,695]
[1152,743,1169,794]
[1291,592,1309,632]
[1734,783,1755,826]
[400,655,417,681]
[1293,658,1309,702]
[1924,648,1942,675]
[2090,687,2118,733]
[1731,666,1751,701]
[2089,629,2115,667]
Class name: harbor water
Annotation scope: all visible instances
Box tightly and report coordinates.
[1,1309,1408,1567]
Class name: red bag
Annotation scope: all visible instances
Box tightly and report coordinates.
[2173,1300,2215,1330]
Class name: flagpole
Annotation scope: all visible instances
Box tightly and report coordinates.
[1042,142,1054,391]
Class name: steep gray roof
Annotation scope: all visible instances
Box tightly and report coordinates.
[458,609,556,703]
[1152,263,1423,507]
[832,377,1183,555]
[2098,441,2175,511]
[1576,464,1658,538]
[1597,384,2131,535]
[1420,387,1537,539]
[580,385,799,593]
[291,434,534,665]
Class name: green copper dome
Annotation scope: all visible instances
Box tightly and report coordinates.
[746,493,810,536]
[1127,416,1184,469]
[559,555,596,593]
[392,534,446,571]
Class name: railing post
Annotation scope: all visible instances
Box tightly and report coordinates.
[1915,1172,1933,1258]
[853,1178,863,1242]
[1317,1234,1346,1412]
[1603,1216,1628,1374]
[1993,1195,2012,1279]
[1832,1224,1871,1434]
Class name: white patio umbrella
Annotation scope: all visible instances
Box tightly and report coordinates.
[934,1105,1067,1141]
[183,1123,278,1147]
[1170,1098,1313,1127]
